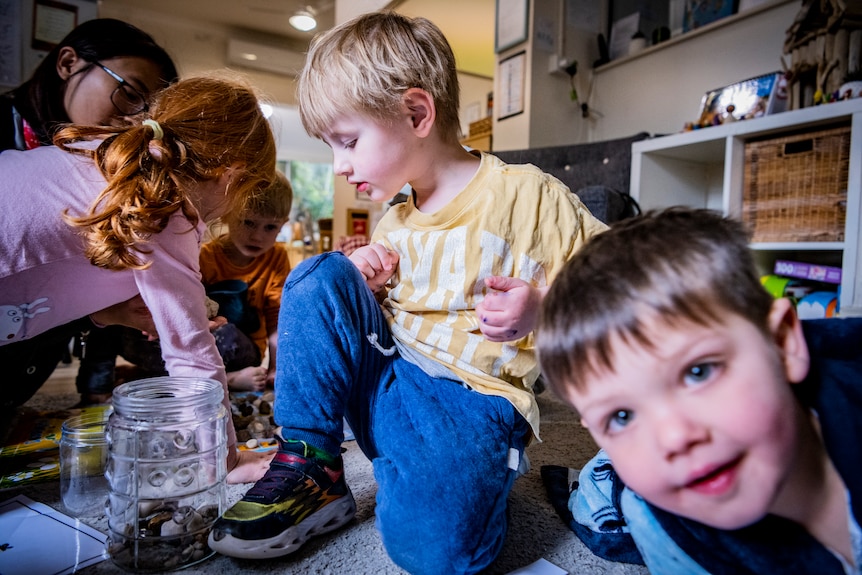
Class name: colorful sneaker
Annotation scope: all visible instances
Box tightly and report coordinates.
[208,435,356,559]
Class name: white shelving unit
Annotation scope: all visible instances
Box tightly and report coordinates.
[631,98,862,317]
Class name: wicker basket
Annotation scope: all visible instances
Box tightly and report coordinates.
[743,124,850,243]
[468,117,492,137]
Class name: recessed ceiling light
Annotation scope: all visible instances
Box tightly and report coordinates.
[240,52,258,61]
[289,10,317,32]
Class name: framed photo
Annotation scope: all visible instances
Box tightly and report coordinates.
[495,0,529,53]
[32,0,77,51]
[683,0,736,33]
[496,51,526,121]
[609,12,639,61]
[695,71,785,127]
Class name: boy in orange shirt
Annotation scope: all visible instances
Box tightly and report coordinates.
[199,171,293,390]
[120,172,293,391]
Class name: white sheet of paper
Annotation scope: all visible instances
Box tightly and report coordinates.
[0,495,107,575]
[507,557,568,575]
[609,12,640,61]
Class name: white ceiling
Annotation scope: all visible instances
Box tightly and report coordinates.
[98,0,496,78]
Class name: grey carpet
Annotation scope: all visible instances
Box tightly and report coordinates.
[7,381,648,575]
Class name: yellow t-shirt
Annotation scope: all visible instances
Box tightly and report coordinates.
[372,152,607,439]
[199,238,291,358]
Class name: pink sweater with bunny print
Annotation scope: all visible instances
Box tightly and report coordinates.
[0,143,235,443]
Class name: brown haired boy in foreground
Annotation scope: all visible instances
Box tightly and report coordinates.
[538,207,861,574]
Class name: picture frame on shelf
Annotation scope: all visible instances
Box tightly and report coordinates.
[695,71,785,127]
[609,12,640,61]
[683,0,736,33]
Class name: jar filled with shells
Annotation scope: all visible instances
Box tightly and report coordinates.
[105,377,228,572]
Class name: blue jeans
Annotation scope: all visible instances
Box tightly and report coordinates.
[274,252,529,575]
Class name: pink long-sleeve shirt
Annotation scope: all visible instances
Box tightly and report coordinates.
[0,143,236,445]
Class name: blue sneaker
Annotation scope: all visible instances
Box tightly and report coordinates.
[208,434,356,559]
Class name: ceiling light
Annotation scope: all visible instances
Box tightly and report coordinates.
[289,10,317,32]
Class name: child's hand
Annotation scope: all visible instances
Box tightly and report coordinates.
[349,244,399,292]
[226,448,276,484]
[227,366,267,392]
[476,276,545,342]
[90,294,157,337]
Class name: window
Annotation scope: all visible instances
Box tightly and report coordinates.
[278,159,333,246]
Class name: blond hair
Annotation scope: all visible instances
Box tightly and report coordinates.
[298,11,461,142]
[234,170,293,223]
[58,75,276,271]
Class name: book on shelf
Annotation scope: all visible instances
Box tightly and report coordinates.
[773,260,842,285]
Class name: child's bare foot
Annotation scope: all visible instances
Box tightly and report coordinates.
[227,366,267,392]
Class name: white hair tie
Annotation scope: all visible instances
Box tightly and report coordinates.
[142,119,164,140]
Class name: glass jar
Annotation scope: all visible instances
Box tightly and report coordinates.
[60,408,111,517]
[105,377,228,572]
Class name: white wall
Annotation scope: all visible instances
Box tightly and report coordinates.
[459,73,493,137]
[336,0,390,24]
[493,0,602,151]
[97,3,302,104]
[268,104,331,163]
[588,1,798,141]
[492,0,798,149]
[528,0,602,148]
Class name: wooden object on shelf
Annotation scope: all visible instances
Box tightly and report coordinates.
[782,1,862,108]
[743,124,850,242]
[461,117,492,151]
[318,218,333,252]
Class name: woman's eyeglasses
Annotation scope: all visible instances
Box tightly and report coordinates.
[94,62,149,115]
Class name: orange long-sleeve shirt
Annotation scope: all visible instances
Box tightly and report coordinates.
[199,237,291,358]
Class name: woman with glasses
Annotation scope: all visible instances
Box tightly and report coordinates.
[0,18,178,405]
[2,18,177,149]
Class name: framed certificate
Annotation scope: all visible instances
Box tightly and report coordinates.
[496,51,525,121]
[32,0,77,51]
[495,0,529,53]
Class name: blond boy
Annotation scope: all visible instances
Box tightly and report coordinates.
[209,11,606,574]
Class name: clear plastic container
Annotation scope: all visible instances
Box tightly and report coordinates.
[105,377,228,572]
[60,409,110,517]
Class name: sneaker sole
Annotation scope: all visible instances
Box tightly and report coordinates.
[208,490,357,559]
